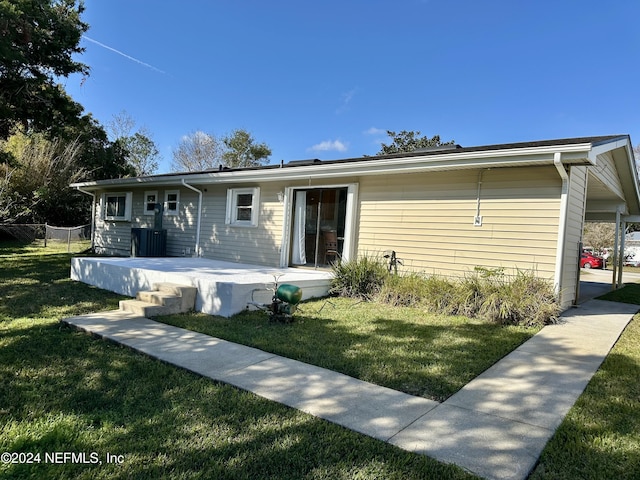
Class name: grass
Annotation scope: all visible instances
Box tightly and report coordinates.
[4,242,639,479]
[530,285,640,478]
[160,300,540,401]
[0,241,476,479]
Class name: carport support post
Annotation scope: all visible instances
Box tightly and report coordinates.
[612,208,621,290]
[618,219,626,288]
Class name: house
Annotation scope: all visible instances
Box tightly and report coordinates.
[70,135,640,310]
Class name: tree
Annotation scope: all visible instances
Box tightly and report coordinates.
[221,129,271,168]
[0,130,87,225]
[108,111,160,176]
[62,114,135,180]
[583,223,615,253]
[171,131,222,172]
[377,130,455,155]
[0,0,89,142]
[116,133,159,176]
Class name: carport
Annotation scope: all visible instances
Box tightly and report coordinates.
[576,136,640,302]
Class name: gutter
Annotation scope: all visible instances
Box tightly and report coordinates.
[70,143,597,190]
[75,186,96,251]
[181,179,202,257]
[553,153,569,301]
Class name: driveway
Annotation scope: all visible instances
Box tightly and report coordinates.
[578,268,640,304]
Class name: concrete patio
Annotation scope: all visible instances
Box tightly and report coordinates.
[71,256,332,317]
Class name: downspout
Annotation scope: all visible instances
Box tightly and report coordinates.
[553,153,569,302]
[181,179,202,257]
[75,186,96,251]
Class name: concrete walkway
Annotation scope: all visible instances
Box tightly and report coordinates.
[62,299,638,480]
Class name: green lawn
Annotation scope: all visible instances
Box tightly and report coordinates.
[3,242,639,479]
[159,299,540,402]
[0,242,475,479]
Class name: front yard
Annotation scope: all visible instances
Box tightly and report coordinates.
[1,243,639,479]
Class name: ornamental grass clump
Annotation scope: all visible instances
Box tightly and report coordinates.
[336,262,560,326]
[329,254,388,300]
[478,270,560,326]
[377,272,428,307]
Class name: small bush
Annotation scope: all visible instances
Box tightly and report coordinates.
[330,254,388,300]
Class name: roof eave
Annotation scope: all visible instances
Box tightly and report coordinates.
[71,142,597,191]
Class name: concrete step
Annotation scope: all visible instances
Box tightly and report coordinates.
[152,283,197,311]
[119,299,168,317]
[118,283,197,317]
[137,291,182,309]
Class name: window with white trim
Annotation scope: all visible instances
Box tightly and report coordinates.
[144,191,158,215]
[225,187,260,226]
[164,190,180,216]
[103,192,132,221]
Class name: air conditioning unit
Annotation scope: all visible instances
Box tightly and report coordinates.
[131,228,167,257]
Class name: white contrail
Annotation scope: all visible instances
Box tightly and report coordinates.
[82,35,165,74]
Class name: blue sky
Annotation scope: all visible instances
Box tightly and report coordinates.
[63,0,640,174]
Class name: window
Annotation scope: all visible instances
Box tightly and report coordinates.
[144,191,158,215]
[225,187,260,226]
[103,192,132,221]
[164,190,180,216]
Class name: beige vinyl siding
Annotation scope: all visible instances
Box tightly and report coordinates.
[559,166,588,307]
[199,183,285,266]
[357,166,562,278]
[591,152,624,200]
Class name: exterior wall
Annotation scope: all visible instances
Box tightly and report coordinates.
[558,165,588,308]
[356,166,562,279]
[91,165,568,299]
[198,182,286,266]
[93,196,131,255]
[93,186,199,257]
[197,178,358,266]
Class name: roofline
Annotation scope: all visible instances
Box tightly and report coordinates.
[71,135,629,190]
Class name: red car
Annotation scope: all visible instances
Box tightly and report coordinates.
[580,252,603,269]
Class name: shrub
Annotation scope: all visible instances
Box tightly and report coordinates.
[371,267,559,326]
[330,254,388,300]
[479,270,560,326]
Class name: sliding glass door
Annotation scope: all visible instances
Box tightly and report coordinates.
[290,187,348,268]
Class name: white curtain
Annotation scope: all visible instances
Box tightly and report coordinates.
[291,191,307,264]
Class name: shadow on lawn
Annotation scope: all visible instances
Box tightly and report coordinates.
[0,248,475,479]
[164,302,536,402]
[0,322,474,480]
[530,347,640,479]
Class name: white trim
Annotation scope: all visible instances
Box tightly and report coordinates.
[553,153,569,298]
[71,140,607,191]
[143,190,158,215]
[279,187,294,267]
[280,183,358,267]
[164,190,180,216]
[225,187,260,227]
[342,183,358,262]
[102,192,132,221]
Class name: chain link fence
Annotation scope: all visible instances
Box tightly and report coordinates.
[0,223,91,253]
